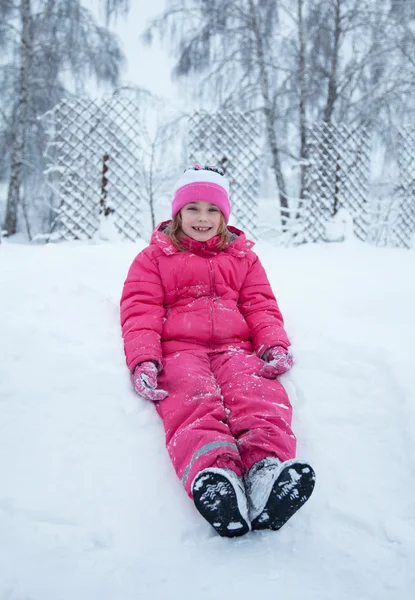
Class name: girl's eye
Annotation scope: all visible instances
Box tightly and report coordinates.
[209,208,219,212]
[186,206,197,211]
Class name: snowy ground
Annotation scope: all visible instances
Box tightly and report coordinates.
[0,236,414,600]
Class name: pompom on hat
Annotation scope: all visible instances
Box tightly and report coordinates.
[172,164,231,223]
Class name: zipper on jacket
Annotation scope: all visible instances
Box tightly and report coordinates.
[207,259,216,348]
[208,259,217,296]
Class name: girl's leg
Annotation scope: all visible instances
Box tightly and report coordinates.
[210,350,296,473]
[156,350,243,497]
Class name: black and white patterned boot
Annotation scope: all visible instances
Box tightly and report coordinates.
[245,457,316,531]
[192,468,251,538]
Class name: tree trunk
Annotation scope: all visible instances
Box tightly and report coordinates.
[148,141,156,230]
[322,0,341,217]
[248,0,288,225]
[3,0,31,236]
[298,0,308,204]
[323,0,341,123]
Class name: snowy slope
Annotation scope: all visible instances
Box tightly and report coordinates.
[0,238,414,600]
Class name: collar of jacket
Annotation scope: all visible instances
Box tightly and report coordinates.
[151,221,255,257]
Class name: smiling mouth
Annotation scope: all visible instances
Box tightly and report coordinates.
[193,227,211,232]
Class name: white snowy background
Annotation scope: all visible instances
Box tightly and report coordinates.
[1,233,414,600]
[1,1,415,598]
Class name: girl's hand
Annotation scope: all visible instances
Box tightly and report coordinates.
[260,346,293,379]
[133,361,168,402]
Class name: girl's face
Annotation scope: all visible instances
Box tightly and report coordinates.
[180,201,222,242]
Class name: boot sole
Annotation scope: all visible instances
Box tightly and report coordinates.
[193,472,250,538]
[252,461,315,531]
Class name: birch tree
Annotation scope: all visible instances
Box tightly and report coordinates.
[0,0,129,238]
[305,0,414,131]
[2,0,31,237]
[144,0,292,222]
[297,0,307,200]
[146,0,415,223]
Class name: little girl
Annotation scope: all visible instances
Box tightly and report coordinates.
[120,164,315,537]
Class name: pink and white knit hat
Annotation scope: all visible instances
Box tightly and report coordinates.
[172,164,231,223]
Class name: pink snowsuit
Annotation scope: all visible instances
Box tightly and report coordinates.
[120,223,296,496]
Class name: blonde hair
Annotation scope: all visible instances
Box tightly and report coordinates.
[165,211,231,251]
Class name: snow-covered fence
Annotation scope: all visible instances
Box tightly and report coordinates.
[301,123,371,243]
[366,188,402,248]
[394,127,415,249]
[43,94,144,241]
[41,96,415,250]
[187,111,261,239]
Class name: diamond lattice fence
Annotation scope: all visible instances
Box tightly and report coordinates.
[366,190,401,248]
[44,94,143,241]
[187,111,262,239]
[395,127,415,248]
[301,122,371,242]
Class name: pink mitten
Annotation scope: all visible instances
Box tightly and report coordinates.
[133,361,168,402]
[260,346,293,379]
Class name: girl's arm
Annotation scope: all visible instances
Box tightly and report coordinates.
[238,255,290,357]
[120,249,166,372]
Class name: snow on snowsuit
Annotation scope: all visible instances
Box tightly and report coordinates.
[120,222,296,497]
